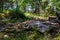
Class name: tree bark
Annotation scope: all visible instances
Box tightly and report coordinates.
[34,0,40,13]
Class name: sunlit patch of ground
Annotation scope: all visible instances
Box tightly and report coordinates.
[53,32,60,40]
[53,36,60,40]
[24,12,49,20]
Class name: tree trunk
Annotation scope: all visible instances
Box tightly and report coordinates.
[23,5,26,12]
[34,0,40,13]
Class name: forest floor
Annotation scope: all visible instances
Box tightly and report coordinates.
[0,13,60,40]
[0,19,60,40]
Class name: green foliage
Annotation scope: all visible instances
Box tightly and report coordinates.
[9,9,26,19]
[0,8,3,13]
[50,0,60,10]
[0,13,2,18]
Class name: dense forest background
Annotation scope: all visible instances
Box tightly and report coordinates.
[0,0,60,20]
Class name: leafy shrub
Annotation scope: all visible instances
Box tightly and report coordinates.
[0,8,3,13]
[9,9,26,19]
